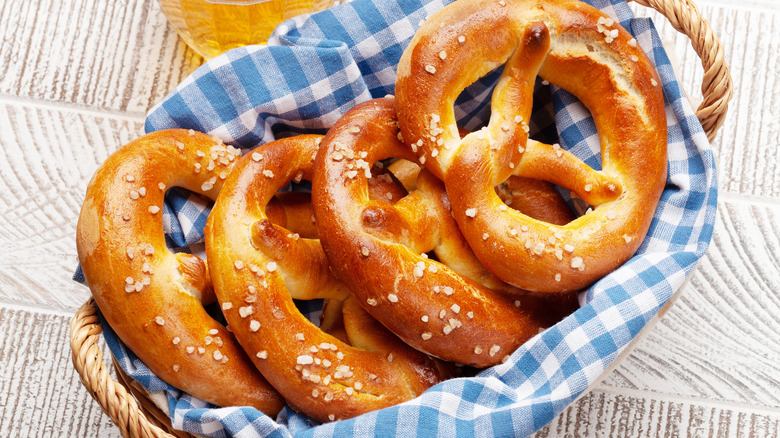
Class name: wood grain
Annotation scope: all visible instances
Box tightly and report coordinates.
[534,198,780,437]
[536,388,780,437]
[0,0,202,114]
[0,306,121,437]
[0,99,144,312]
[0,0,777,435]
[632,0,780,199]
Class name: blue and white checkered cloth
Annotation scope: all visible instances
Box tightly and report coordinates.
[90,0,718,435]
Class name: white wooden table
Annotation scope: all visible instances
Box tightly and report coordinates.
[1,0,778,435]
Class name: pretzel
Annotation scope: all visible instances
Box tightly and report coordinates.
[264,191,320,239]
[395,0,667,292]
[388,160,576,228]
[312,98,576,367]
[497,176,577,227]
[385,159,575,294]
[76,129,283,414]
[205,134,452,422]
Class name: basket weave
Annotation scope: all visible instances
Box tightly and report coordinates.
[630,0,733,142]
[69,1,733,435]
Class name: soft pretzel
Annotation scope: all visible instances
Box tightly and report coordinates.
[312,98,575,367]
[497,176,576,227]
[76,129,283,414]
[264,191,320,239]
[385,159,575,293]
[204,134,452,422]
[389,159,576,228]
[395,0,667,292]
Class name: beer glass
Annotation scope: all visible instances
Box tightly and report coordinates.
[157,0,335,59]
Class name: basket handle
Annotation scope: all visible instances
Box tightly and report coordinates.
[628,0,733,142]
[70,299,174,438]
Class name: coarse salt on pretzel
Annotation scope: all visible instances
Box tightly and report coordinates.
[386,159,575,294]
[497,176,577,227]
[76,129,283,414]
[396,0,667,292]
[313,98,577,367]
[205,134,452,422]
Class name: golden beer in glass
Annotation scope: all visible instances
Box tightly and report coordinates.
[157,0,335,59]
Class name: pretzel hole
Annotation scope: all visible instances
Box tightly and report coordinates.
[495,178,576,226]
[319,298,348,341]
[452,67,506,133]
[148,188,304,255]
[266,192,319,239]
[291,295,398,364]
[456,83,589,224]
[161,183,321,249]
[159,187,214,249]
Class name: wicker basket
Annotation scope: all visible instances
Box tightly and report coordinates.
[69,0,733,436]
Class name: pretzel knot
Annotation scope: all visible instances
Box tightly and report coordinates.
[396,0,667,292]
[76,129,283,414]
[205,135,453,423]
[313,98,578,367]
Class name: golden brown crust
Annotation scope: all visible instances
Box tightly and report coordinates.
[396,0,667,292]
[312,98,569,367]
[205,135,451,423]
[75,0,665,415]
[498,177,576,226]
[76,129,283,414]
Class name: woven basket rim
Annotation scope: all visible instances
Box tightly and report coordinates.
[69,0,733,435]
[70,298,175,438]
[628,0,733,142]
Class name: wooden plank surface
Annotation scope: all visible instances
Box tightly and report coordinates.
[0,0,777,436]
[534,197,780,437]
[0,0,202,114]
[537,389,780,437]
[598,199,780,406]
[631,0,780,199]
[0,100,144,312]
[0,306,120,437]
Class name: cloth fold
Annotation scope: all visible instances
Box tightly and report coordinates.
[90,0,718,436]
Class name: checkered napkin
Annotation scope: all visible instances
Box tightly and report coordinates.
[89,0,718,435]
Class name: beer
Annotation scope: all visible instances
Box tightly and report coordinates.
[157,0,335,59]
